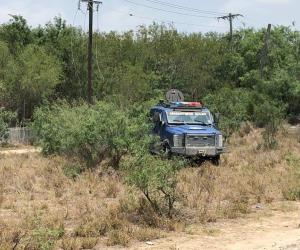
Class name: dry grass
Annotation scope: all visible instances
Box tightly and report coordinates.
[177,125,300,222]
[0,125,299,248]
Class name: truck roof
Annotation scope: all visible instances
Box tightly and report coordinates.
[151,105,210,113]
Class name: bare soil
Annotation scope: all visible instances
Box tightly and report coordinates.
[1,125,299,249]
[0,146,41,155]
[131,202,300,250]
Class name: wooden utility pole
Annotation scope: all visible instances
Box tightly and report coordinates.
[218,13,243,42]
[260,24,272,79]
[87,0,93,104]
[80,0,101,104]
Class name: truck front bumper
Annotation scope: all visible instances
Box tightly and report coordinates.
[171,146,225,157]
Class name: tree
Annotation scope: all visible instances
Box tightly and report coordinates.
[203,88,251,138]
[33,101,130,168]
[0,42,12,104]
[0,108,15,143]
[254,99,284,149]
[3,45,61,120]
[0,15,32,54]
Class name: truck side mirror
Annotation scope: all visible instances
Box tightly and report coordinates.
[152,112,160,123]
[159,114,165,126]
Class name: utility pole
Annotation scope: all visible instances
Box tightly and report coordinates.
[87,0,93,104]
[260,24,272,79]
[218,13,243,42]
[80,0,102,104]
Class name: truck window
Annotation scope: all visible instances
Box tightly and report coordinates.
[167,111,212,125]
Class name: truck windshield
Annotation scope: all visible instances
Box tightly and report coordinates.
[167,111,212,125]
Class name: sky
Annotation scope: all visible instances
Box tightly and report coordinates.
[0,0,298,33]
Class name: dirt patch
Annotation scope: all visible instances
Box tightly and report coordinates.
[0,126,300,249]
[132,202,300,250]
[0,147,41,155]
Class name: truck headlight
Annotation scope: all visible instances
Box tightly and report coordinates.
[217,135,223,147]
[173,135,184,147]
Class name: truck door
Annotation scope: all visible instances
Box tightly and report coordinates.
[152,111,164,139]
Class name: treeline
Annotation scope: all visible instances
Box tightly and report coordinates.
[0,15,299,122]
[1,15,300,221]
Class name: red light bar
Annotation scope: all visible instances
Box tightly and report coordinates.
[171,102,203,108]
[188,102,202,107]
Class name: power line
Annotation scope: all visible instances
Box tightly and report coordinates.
[106,7,226,29]
[71,6,87,84]
[142,0,227,16]
[95,5,105,82]
[80,0,102,104]
[218,13,243,41]
[82,9,88,32]
[123,0,218,19]
[131,13,226,29]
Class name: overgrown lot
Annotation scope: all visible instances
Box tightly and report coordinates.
[0,126,299,249]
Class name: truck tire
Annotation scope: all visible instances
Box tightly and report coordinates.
[163,144,172,159]
[211,155,220,166]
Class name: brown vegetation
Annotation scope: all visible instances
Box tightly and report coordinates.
[0,126,299,249]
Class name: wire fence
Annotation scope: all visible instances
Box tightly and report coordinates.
[8,127,34,145]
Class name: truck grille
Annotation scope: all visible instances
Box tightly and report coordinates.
[186,134,216,147]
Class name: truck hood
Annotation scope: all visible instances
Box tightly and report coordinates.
[166,124,220,135]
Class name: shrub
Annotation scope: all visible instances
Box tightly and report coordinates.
[282,153,300,200]
[0,108,15,143]
[253,99,284,149]
[204,88,284,145]
[203,88,251,138]
[25,215,65,250]
[62,162,83,180]
[33,101,130,168]
[107,229,131,246]
[124,152,185,218]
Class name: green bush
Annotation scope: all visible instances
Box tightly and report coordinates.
[0,108,15,143]
[33,101,130,168]
[203,88,284,145]
[253,98,284,149]
[124,151,185,218]
[27,215,64,250]
[203,88,251,138]
[283,153,300,200]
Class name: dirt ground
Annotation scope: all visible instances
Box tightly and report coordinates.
[0,147,41,155]
[127,202,300,250]
[1,125,299,250]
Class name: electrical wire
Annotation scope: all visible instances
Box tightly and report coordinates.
[142,0,227,15]
[82,9,88,33]
[95,6,105,82]
[106,7,226,29]
[71,8,82,84]
[70,3,88,85]
[123,0,218,19]
[131,13,226,29]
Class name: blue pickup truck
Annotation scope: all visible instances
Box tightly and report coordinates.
[150,100,225,165]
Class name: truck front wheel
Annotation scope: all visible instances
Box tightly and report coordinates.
[211,155,220,166]
[163,144,172,159]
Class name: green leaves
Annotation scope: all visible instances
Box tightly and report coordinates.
[124,153,185,217]
[204,88,251,138]
[2,44,61,120]
[0,108,15,143]
[33,101,131,168]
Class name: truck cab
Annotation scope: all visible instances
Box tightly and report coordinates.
[150,101,225,165]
